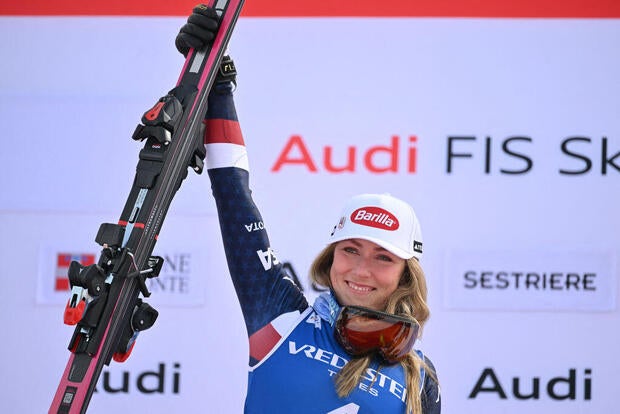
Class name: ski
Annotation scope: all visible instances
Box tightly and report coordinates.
[49,1,244,413]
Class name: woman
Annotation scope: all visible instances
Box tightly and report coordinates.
[176,6,441,413]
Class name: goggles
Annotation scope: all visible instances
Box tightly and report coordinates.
[335,305,420,364]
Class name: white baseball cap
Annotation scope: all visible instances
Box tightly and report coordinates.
[328,193,423,260]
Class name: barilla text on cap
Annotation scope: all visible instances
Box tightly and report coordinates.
[350,207,400,231]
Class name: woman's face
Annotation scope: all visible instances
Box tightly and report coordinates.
[330,238,406,311]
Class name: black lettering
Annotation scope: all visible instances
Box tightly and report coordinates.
[485,136,492,174]
[100,371,129,393]
[565,273,580,290]
[513,377,540,400]
[584,369,592,400]
[167,276,189,293]
[178,254,191,273]
[525,273,540,289]
[464,271,478,288]
[162,254,191,273]
[583,273,596,291]
[173,363,181,394]
[547,369,576,400]
[560,137,592,175]
[495,272,509,289]
[147,276,189,293]
[163,254,179,272]
[501,137,533,174]
[137,363,165,394]
[480,271,493,289]
[148,277,166,292]
[602,137,620,174]
[469,368,508,399]
[96,362,181,395]
[550,273,563,290]
[460,270,599,292]
[178,276,189,293]
[447,136,476,173]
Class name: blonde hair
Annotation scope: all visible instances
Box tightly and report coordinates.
[309,243,437,414]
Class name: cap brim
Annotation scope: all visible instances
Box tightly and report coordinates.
[329,234,414,260]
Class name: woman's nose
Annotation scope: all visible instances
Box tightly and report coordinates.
[351,256,372,278]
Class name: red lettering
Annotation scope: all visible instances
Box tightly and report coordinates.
[272,134,419,174]
[408,135,417,173]
[324,146,355,172]
[351,207,399,230]
[364,135,399,173]
[271,135,318,172]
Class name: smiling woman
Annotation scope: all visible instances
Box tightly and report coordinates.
[161,4,441,414]
[308,197,435,412]
[329,238,406,310]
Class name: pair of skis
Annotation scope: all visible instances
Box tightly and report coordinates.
[49,1,245,413]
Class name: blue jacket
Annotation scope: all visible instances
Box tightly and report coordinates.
[205,84,440,413]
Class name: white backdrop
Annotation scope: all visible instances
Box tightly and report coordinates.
[0,11,619,414]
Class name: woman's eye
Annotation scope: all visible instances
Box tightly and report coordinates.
[377,254,393,262]
[343,246,358,254]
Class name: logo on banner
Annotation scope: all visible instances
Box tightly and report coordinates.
[443,249,616,311]
[271,134,418,173]
[39,248,206,306]
[271,135,620,176]
[96,361,181,394]
[351,207,399,230]
[146,253,194,296]
[55,253,96,291]
[469,367,592,400]
[446,136,619,175]
[270,134,618,176]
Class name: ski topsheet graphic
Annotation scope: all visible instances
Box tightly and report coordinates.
[49,1,245,413]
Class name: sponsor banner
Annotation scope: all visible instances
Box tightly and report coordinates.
[268,134,620,177]
[1,13,619,414]
[442,135,620,176]
[33,213,223,307]
[467,366,593,401]
[443,249,617,311]
[1,0,619,17]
